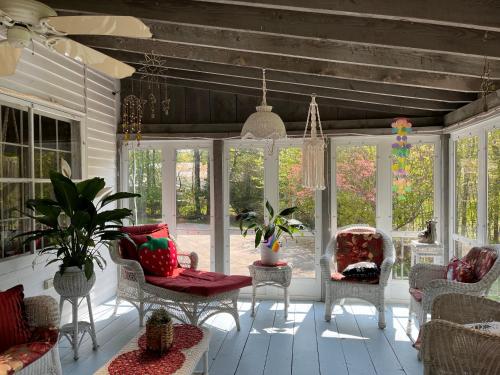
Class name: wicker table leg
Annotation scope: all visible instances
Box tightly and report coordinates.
[203,350,209,375]
[251,284,257,317]
[284,287,289,319]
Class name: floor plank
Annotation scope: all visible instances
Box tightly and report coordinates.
[62,299,423,375]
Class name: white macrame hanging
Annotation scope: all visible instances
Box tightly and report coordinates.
[302,95,326,190]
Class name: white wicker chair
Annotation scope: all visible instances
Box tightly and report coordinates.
[422,293,500,375]
[320,224,395,329]
[20,295,62,375]
[407,245,500,335]
[110,242,243,330]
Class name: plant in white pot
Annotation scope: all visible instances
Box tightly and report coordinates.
[16,171,139,299]
[236,201,298,265]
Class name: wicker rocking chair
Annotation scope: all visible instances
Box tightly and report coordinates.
[320,224,395,329]
[422,293,500,375]
[408,245,500,335]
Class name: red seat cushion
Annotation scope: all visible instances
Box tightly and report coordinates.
[0,285,31,353]
[331,272,379,284]
[119,224,170,261]
[145,269,252,297]
[336,228,384,272]
[139,237,178,277]
[409,287,424,302]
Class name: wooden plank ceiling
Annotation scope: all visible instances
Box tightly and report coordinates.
[44,0,500,125]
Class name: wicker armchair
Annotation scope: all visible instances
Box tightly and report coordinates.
[422,293,500,375]
[320,224,395,328]
[110,241,244,330]
[407,245,500,335]
[13,295,62,375]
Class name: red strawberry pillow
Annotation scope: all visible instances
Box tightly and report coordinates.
[138,236,178,277]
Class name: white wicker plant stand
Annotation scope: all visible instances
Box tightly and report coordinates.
[19,296,62,375]
[320,224,395,329]
[407,245,500,335]
[248,261,292,318]
[110,242,242,330]
[94,326,211,375]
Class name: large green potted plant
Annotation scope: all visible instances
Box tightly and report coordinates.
[16,171,139,298]
[236,201,298,265]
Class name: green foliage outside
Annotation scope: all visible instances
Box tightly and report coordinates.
[488,130,500,243]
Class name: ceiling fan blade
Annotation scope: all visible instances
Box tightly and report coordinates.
[47,37,135,79]
[0,40,22,76]
[43,15,152,38]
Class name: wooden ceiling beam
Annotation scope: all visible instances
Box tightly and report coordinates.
[194,0,500,32]
[65,16,500,79]
[103,50,475,103]
[130,75,444,116]
[131,68,461,111]
[44,0,500,59]
[81,36,483,92]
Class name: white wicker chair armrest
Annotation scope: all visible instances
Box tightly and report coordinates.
[177,252,198,270]
[24,295,60,328]
[379,256,395,285]
[320,252,335,280]
[409,263,446,289]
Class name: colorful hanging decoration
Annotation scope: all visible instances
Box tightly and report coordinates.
[391,118,412,200]
[302,95,326,190]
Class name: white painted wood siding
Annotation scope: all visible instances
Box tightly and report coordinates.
[0,38,119,323]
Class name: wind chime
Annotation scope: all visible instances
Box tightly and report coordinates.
[391,118,412,200]
[121,91,145,144]
[137,51,171,118]
[302,95,326,190]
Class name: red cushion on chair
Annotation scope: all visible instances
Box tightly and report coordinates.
[409,287,424,302]
[0,285,31,353]
[145,269,252,297]
[463,247,497,281]
[119,224,170,261]
[139,237,178,277]
[336,228,384,272]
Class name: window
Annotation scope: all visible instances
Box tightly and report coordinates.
[0,102,82,259]
[228,147,264,276]
[335,144,377,228]
[454,136,479,240]
[128,149,163,224]
[487,129,499,244]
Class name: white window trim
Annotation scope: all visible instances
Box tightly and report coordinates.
[449,115,500,253]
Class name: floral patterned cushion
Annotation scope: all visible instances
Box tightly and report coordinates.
[336,229,384,273]
[462,247,497,282]
[0,327,58,375]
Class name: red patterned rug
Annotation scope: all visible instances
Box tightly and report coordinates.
[108,324,203,375]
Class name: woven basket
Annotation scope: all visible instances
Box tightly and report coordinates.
[146,320,174,355]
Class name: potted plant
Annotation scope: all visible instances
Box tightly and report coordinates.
[236,201,298,265]
[16,171,139,299]
[146,308,174,355]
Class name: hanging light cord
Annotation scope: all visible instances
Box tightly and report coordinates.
[261,68,267,106]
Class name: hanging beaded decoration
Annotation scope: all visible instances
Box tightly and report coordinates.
[391,118,412,200]
[302,95,326,190]
[122,94,145,145]
[148,91,157,119]
[161,84,171,116]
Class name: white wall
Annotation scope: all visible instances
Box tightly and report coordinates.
[0,39,119,323]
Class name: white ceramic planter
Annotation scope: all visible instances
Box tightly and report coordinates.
[53,266,96,298]
[260,243,280,265]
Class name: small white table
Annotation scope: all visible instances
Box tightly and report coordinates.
[248,261,292,319]
[410,240,444,266]
[94,326,211,375]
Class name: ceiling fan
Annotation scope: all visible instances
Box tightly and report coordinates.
[0,0,151,79]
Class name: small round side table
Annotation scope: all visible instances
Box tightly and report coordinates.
[248,261,292,319]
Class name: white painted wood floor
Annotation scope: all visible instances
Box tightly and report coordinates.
[59,299,422,375]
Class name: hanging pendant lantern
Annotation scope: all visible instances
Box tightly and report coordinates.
[241,69,286,140]
[302,95,326,190]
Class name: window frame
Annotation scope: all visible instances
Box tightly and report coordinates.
[0,93,85,262]
[450,117,500,254]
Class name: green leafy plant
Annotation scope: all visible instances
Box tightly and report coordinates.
[16,172,139,279]
[147,308,172,325]
[236,200,299,248]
